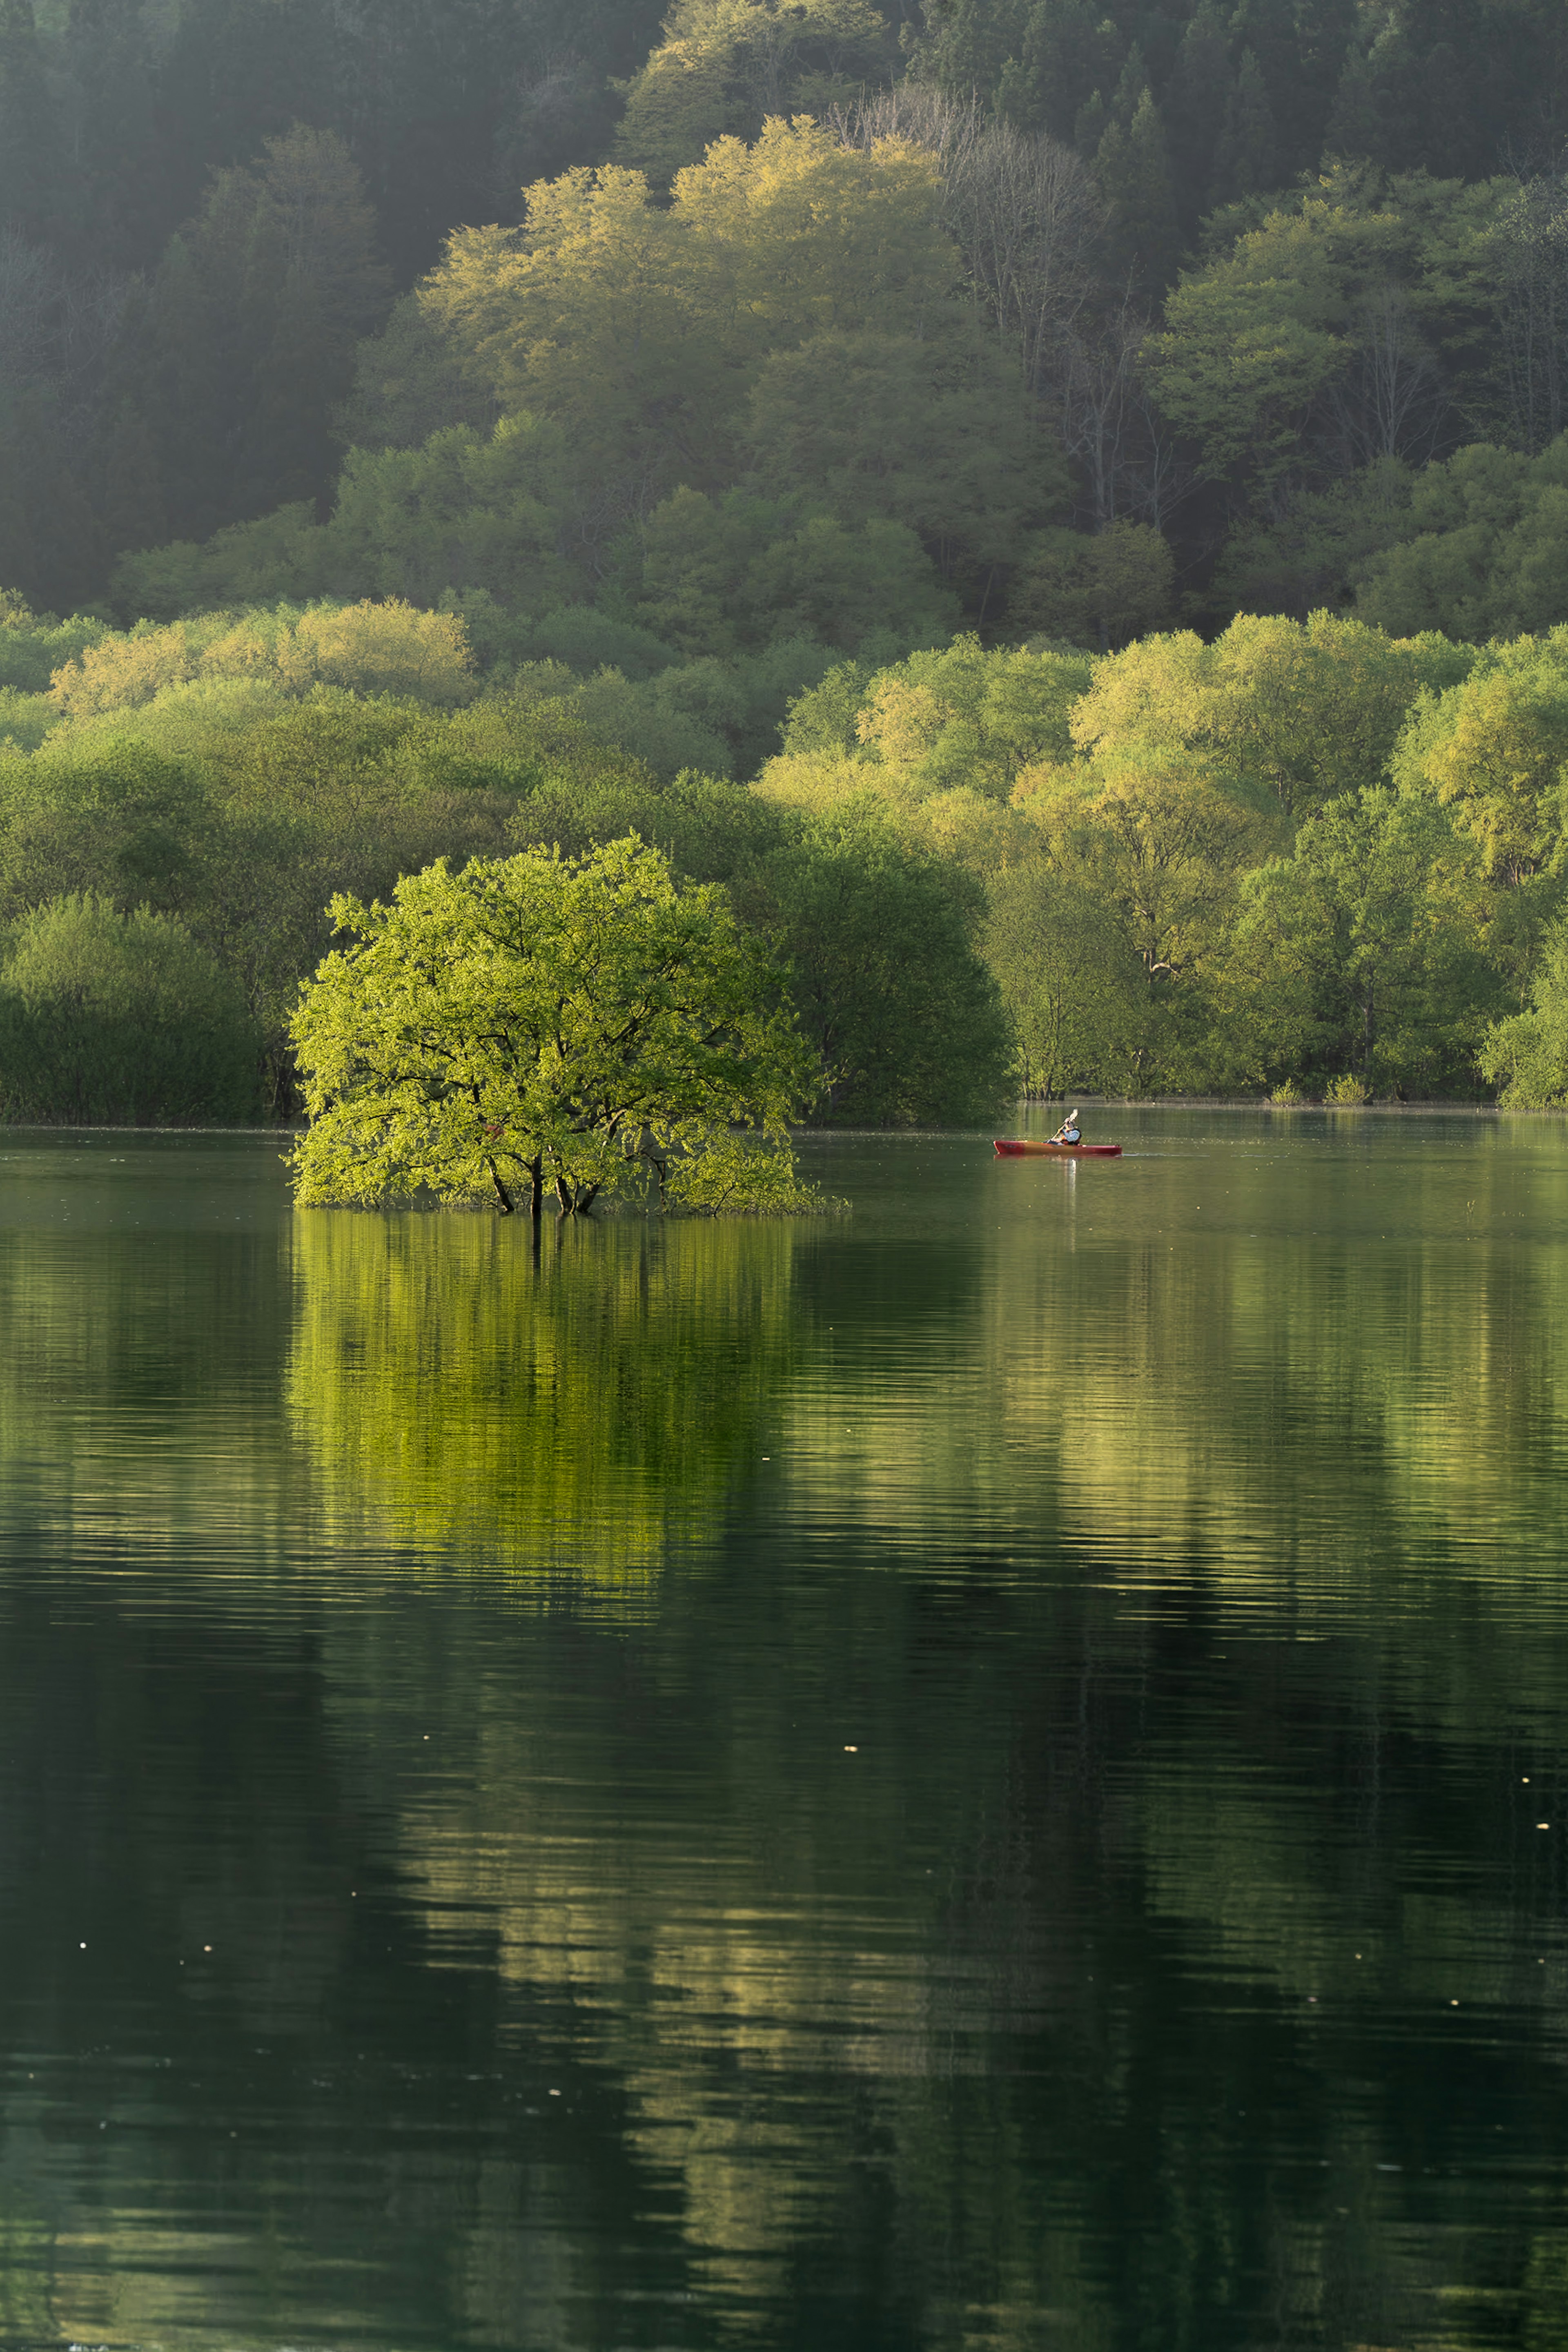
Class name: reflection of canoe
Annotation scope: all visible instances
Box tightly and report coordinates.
[994,1140,1123,1157]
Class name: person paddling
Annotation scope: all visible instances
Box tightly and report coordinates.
[1051,1108,1082,1145]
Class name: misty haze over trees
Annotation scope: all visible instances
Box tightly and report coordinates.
[6,0,1568,1126]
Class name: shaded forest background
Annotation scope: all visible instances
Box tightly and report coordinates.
[7,0,1568,626]
[8,0,1568,1125]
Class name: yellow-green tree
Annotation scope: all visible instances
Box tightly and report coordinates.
[1071,610,1470,819]
[1023,759,1263,988]
[290,836,822,1215]
[1389,633,1568,889]
[1236,788,1504,1096]
[421,120,954,503]
[1481,912,1568,1105]
[982,861,1146,1096]
[777,636,1094,796]
[48,600,476,716]
[613,0,891,186]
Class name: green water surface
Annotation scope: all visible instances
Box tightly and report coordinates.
[0,1108,1564,2352]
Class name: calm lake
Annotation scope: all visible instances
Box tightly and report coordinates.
[1,1108,1567,2352]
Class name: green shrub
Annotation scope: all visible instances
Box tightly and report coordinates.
[1481,915,1568,1105]
[0,591,108,693]
[0,689,54,751]
[0,896,263,1125]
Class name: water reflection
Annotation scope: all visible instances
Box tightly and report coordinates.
[287,1209,810,1580]
[0,1124,1565,2346]
[0,1138,292,1563]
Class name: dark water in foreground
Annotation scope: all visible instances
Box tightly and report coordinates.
[1,1110,1568,2351]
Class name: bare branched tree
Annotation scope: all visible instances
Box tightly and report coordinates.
[836,91,1199,534]
[835,86,1105,399]
[0,230,57,386]
[1322,283,1448,472]
[1491,170,1568,454]
[1059,288,1190,531]
[0,228,130,440]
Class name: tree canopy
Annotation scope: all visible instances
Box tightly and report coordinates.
[289,836,824,1215]
[5,0,1568,635]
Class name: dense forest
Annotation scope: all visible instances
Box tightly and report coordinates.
[6,0,1568,1122]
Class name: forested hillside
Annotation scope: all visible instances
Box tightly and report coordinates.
[7,0,1568,623]
[8,0,1568,1122]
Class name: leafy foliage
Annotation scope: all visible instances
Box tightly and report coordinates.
[757,807,1016,1125]
[614,0,893,187]
[1070,612,1472,819]
[290,836,823,1213]
[49,601,476,716]
[1236,791,1505,1098]
[0,894,262,1124]
[983,863,1145,1098]
[1480,916,1568,1106]
[1353,439,1568,640]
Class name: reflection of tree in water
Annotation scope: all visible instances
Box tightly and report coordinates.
[0,1215,294,1556]
[9,1138,1568,2347]
[287,1210,810,1578]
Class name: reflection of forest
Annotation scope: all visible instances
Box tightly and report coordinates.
[318,1137,1568,2349]
[1,1136,1568,2345]
[0,1187,295,1561]
[286,1211,811,1580]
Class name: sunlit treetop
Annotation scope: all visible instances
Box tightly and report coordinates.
[290,834,825,1217]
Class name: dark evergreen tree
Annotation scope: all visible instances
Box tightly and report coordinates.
[902,0,1033,120]
[1323,37,1379,163]
[1074,88,1108,155]
[60,0,163,269]
[151,0,330,236]
[120,230,230,544]
[1110,40,1150,130]
[1000,0,1118,143]
[1097,86,1183,301]
[1327,2,1568,181]
[1212,48,1281,206]
[1295,0,1359,160]
[1227,0,1307,175]
[87,395,167,564]
[1415,39,1486,177]
[0,0,60,236]
[1167,2,1231,234]
[106,130,390,551]
[0,395,100,611]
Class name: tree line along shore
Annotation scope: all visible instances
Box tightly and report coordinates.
[3,592,1568,1132]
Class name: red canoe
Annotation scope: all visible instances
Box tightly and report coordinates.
[994,1139,1123,1157]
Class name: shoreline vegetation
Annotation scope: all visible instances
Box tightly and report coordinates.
[5,1097,1565,1134]
[5,8,1568,1155]
[8,603,1568,1142]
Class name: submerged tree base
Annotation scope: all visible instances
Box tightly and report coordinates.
[296,1179,849,1219]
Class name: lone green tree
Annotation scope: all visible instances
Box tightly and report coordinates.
[289,836,822,1217]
